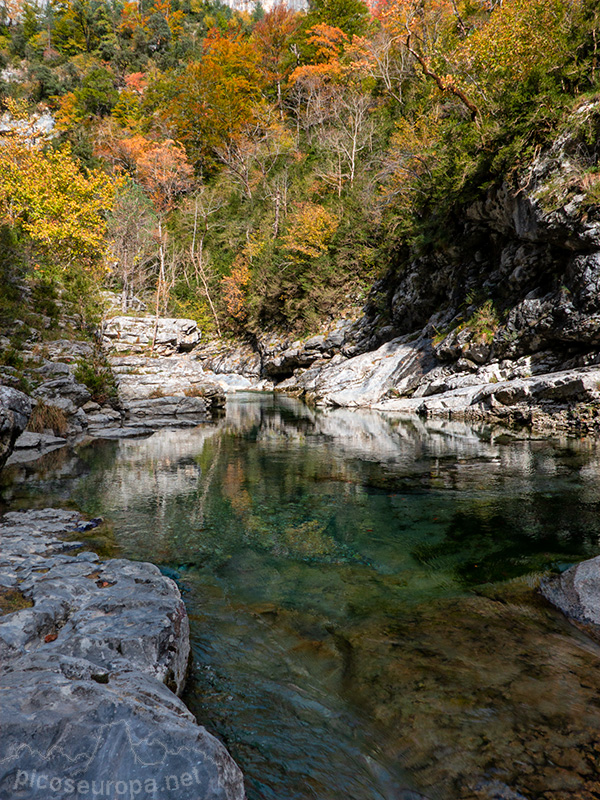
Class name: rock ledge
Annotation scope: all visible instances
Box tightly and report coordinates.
[0,509,245,800]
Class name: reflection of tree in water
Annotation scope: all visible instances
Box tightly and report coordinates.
[412,494,600,586]
[8,397,600,800]
[200,432,366,566]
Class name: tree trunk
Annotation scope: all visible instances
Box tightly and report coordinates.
[405,35,479,122]
[192,201,222,338]
[273,188,281,238]
[150,217,166,357]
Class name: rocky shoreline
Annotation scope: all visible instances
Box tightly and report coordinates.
[0,508,245,800]
[163,100,600,434]
[98,309,600,436]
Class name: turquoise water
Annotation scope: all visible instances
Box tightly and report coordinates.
[4,394,600,799]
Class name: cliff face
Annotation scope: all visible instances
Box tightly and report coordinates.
[274,101,600,429]
[360,101,600,362]
[0,387,31,471]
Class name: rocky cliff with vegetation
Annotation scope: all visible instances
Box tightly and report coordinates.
[2,0,600,438]
[273,100,600,428]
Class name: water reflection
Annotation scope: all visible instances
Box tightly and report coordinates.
[3,394,600,799]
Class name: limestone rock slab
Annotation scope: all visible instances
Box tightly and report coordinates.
[0,509,245,800]
[103,317,201,356]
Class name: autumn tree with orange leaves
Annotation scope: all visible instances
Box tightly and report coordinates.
[1,0,596,336]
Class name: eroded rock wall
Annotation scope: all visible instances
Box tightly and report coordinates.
[103,316,201,356]
[268,102,600,429]
[0,387,31,470]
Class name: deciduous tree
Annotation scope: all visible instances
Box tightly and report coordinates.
[0,129,115,276]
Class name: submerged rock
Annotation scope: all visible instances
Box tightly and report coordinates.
[0,509,245,800]
[540,556,600,643]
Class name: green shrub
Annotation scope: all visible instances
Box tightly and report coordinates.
[74,357,118,406]
[466,300,500,345]
[0,348,24,369]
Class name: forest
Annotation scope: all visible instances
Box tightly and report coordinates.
[0,0,599,340]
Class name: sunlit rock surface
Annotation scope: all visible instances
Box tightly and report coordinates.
[103,316,201,356]
[0,509,245,800]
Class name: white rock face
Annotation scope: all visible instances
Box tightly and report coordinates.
[103,316,201,355]
[110,355,268,406]
[278,334,437,407]
[0,110,55,140]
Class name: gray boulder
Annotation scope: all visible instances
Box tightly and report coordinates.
[1,653,244,800]
[0,509,245,800]
[0,387,31,470]
[540,557,600,643]
[33,374,91,414]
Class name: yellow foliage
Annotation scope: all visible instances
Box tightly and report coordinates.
[111,90,144,131]
[389,113,440,177]
[54,91,84,131]
[462,0,582,86]
[244,232,268,262]
[4,97,29,120]
[0,130,116,272]
[283,203,339,261]
[381,112,441,213]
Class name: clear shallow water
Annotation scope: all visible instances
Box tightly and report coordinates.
[3,394,600,799]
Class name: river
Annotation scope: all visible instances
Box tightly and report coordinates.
[3,393,600,799]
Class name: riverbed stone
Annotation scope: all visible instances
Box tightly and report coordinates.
[540,556,600,643]
[0,509,245,800]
